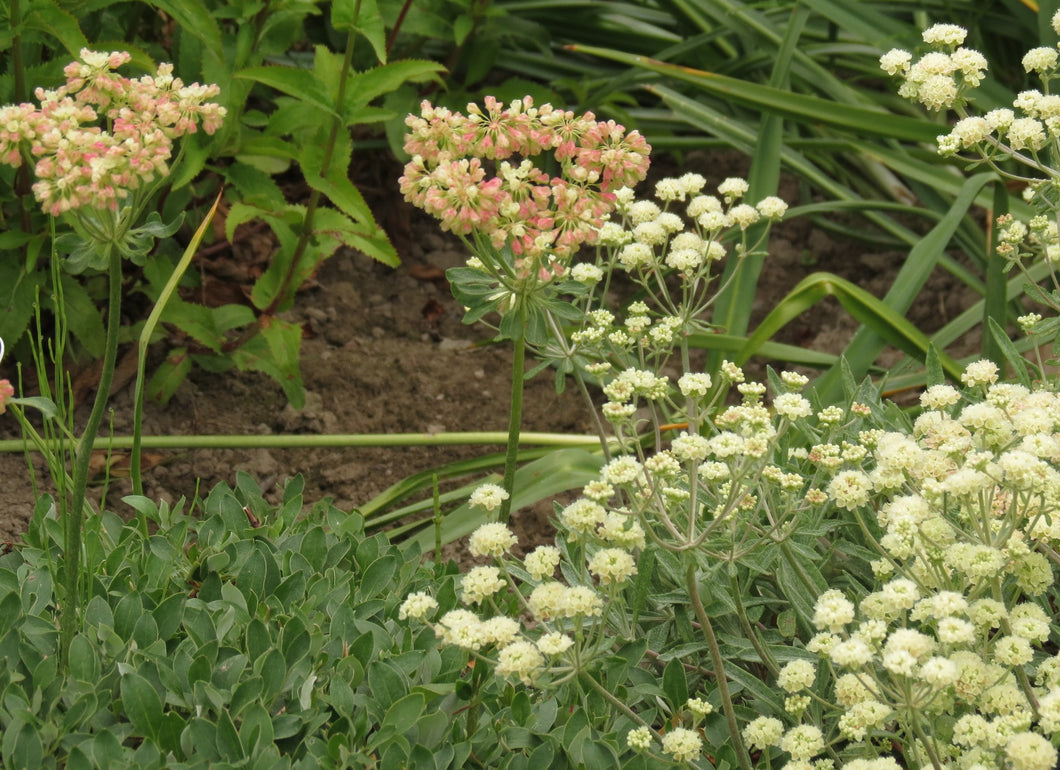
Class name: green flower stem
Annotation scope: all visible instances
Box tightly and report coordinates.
[686,563,753,770]
[729,572,779,677]
[498,307,527,525]
[61,243,122,668]
[576,669,651,730]
[0,430,601,453]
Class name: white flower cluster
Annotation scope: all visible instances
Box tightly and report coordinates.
[783,361,1060,768]
[603,176,786,284]
[884,16,1060,168]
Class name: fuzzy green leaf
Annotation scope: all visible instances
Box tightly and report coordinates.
[120,671,164,743]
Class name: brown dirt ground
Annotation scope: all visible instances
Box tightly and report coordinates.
[0,150,985,550]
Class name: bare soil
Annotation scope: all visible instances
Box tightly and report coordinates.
[0,150,983,548]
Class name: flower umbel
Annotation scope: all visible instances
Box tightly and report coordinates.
[0,49,225,216]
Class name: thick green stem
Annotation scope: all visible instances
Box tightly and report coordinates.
[498,316,526,525]
[686,564,754,770]
[61,245,122,667]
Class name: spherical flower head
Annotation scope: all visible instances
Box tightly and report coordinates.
[0,379,14,414]
[1006,117,1048,152]
[685,697,713,717]
[627,726,653,752]
[495,640,544,685]
[773,392,812,420]
[1023,46,1059,74]
[961,359,999,387]
[813,589,855,633]
[743,716,783,750]
[827,469,873,510]
[461,565,506,605]
[468,483,510,512]
[880,48,913,77]
[480,616,521,647]
[467,521,518,558]
[654,177,686,202]
[923,24,967,47]
[536,632,573,656]
[1005,731,1057,770]
[661,727,702,763]
[524,545,560,581]
[717,177,749,201]
[562,585,603,618]
[756,195,788,220]
[399,591,438,620]
[570,263,603,284]
[916,74,959,111]
[729,203,760,229]
[777,659,816,693]
[671,432,710,463]
[994,635,1034,666]
[678,372,712,398]
[779,725,824,761]
[587,547,637,585]
[559,498,606,538]
[436,609,486,650]
[920,384,960,410]
[602,456,643,485]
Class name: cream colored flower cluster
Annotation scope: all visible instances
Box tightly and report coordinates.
[883,16,1060,164]
[399,498,642,689]
[768,361,1060,769]
[600,175,786,281]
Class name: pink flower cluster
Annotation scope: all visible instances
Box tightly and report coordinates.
[399,96,650,266]
[0,49,226,216]
[0,379,13,415]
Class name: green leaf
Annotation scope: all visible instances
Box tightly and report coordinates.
[236,65,339,118]
[737,271,964,385]
[662,657,688,712]
[344,60,446,118]
[121,671,164,743]
[24,0,87,58]
[146,0,223,58]
[382,692,425,734]
[989,317,1032,388]
[359,555,398,600]
[146,347,192,404]
[2,722,43,770]
[571,44,939,143]
[332,0,387,63]
[0,262,43,349]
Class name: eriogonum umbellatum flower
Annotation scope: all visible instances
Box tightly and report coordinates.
[0,49,225,216]
[399,96,650,272]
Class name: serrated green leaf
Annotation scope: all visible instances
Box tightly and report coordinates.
[343,60,446,118]
[146,347,192,404]
[236,65,339,118]
[24,0,87,57]
[145,0,222,57]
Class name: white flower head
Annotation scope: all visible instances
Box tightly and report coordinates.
[467,521,518,558]
[922,23,967,47]
[661,727,702,763]
[398,591,438,620]
[468,483,510,512]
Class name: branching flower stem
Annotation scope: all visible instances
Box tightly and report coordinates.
[686,562,753,770]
